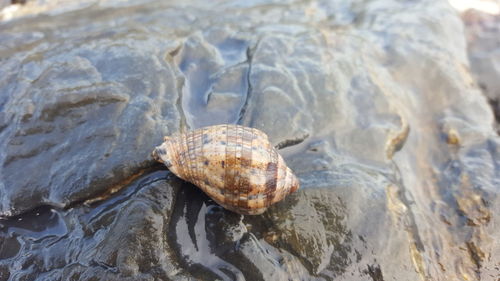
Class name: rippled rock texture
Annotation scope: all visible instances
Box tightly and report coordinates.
[1,0,499,280]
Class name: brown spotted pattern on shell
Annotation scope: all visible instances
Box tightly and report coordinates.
[152,124,300,215]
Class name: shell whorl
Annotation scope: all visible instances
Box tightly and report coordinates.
[152,124,299,215]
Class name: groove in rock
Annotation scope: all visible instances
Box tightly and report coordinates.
[275,134,309,150]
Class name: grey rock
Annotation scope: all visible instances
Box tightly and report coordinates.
[0,0,499,280]
[0,19,181,216]
[463,9,500,133]
[0,171,191,280]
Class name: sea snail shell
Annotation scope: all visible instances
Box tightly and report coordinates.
[152,124,300,215]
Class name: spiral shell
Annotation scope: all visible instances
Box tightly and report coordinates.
[152,124,300,215]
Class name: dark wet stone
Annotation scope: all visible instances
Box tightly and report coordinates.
[0,0,499,280]
[0,171,192,280]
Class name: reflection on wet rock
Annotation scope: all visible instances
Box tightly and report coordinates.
[0,171,191,280]
[179,32,250,128]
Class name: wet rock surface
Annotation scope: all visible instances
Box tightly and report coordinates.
[463,9,500,133]
[0,0,499,280]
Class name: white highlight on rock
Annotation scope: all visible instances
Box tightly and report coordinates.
[448,0,500,14]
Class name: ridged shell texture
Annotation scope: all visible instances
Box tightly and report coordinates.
[152,124,300,215]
